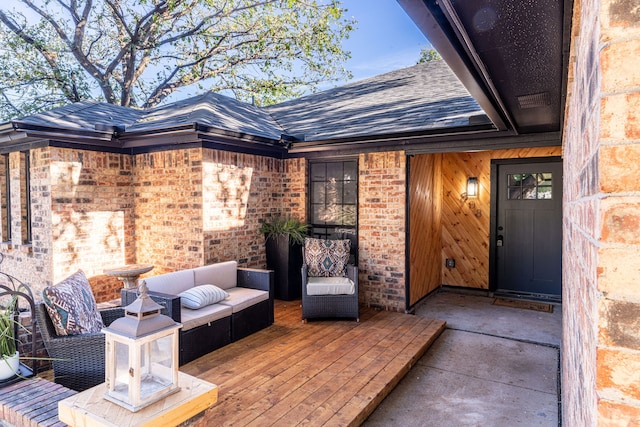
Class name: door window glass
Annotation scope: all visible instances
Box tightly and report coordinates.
[507,173,553,200]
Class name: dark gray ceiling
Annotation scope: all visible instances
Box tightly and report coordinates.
[398,0,572,135]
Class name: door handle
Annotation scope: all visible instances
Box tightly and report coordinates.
[497,235,504,247]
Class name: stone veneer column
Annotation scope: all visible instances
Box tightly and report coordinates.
[563,0,640,424]
[358,151,406,312]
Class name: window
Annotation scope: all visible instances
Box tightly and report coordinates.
[0,154,9,242]
[507,172,553,200]
[19,151,31,244]
[309,160,358,263]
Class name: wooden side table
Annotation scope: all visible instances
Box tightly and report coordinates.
[58,371,218,427]
[104,264,154,289]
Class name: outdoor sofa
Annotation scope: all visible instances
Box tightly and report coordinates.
[122,260,274,365]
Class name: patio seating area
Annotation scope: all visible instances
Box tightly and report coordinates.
[1,298,444,426]
[181,299,445,426]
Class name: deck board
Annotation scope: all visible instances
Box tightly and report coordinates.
[181,300,445,426]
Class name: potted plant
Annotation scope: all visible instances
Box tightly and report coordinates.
[259,216,309,301]
[0,296,20,381]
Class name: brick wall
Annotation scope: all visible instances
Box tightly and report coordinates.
[0,149,52,300]
[358,151,406,312]
[134,149,204,273]
[50,148,135,302]
[201,149,288,267]
[563,0,640,424]
[134,148,298,275]
[283,158,307,222]
[4,147,138,303]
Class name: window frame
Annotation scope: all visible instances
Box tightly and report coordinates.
[19,150,31,245]
[1,153,10,242]
[308,158,359,264]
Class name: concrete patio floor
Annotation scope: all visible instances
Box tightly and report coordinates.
[364,290,562,426]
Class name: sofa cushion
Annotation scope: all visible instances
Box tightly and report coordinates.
[178,284,229,309]
[218,287,269,313]
[180,303,233,331]
[193,261,238,290]
[144,269,195,295]
[306,277,355,296]
[304,238,351,277]
[42,270,104,336]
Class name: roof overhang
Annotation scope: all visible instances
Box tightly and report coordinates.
[397,0,573,137]
[0,121,289,158]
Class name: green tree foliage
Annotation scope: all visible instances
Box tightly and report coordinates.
[418,47,442,63]
[0,0,355,120]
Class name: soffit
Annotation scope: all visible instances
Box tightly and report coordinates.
[398,0,572,135]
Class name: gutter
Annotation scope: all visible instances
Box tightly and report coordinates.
[289,129,561,158]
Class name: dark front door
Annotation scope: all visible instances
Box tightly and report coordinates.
[493,159,562,297]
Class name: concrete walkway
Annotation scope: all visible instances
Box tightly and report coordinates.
[364,290,562,426]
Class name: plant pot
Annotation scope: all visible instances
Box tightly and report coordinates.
[265,235,303,301]
[0,351,19,381]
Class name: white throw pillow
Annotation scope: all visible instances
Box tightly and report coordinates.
[178,284,229,309]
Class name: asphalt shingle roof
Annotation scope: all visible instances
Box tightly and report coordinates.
[127,92,285,140]
[14,101,144,132]
[264,60,484,141]
[8,60,485,145]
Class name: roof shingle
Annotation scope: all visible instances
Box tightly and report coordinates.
[7,60,486,146]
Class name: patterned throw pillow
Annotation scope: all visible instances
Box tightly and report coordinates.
[42,270,104,336]
[178,284,229,309]
[304,238,351,277]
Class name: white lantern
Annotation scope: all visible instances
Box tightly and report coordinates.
[103,280,182,412]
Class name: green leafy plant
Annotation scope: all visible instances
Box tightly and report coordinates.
[0,295,18,358]
[259,216,310,245]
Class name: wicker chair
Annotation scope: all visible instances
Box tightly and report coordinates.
[35,303,123,391]
[301,264,359,322]
[301,237,359,322]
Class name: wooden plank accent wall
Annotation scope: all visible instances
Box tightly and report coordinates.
[439,146,563,289]
[409,154,443,306]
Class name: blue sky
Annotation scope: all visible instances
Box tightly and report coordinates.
[338,1,429,84]
[3,0,429,105]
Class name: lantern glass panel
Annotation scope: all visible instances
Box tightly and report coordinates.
[113,340,131,400]
[139,335,174,400]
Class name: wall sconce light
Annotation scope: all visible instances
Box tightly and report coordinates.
[466,177,479,198]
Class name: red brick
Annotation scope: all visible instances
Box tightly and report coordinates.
[600,199,640,244]
[596,347,640,401]
[598,399,640,427]
[598,247,640,299]
[602,39,640,93]
[600,144,640,192]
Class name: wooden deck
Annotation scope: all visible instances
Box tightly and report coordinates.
[182,300,446,426]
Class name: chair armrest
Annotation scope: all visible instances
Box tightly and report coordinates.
[44,330,107,354]
[121,288,181,323]
[100,307,125,326]
[301,265,308,297]
[238,267,274,324]
[347,264,358,288]
[237,267,273,293]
